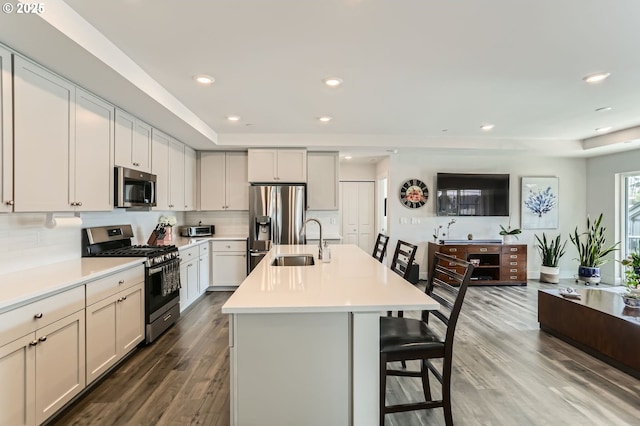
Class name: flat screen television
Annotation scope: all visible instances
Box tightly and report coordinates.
[436,173,510,216]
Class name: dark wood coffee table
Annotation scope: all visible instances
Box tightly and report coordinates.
[538,288,640,379]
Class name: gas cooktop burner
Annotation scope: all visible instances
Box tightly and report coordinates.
[96,245,178,257]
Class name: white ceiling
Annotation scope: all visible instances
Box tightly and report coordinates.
[2,0,640,157]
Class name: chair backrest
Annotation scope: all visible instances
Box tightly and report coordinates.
[390,240,418,280]
[372,233,390,262]
[423,252,474,346]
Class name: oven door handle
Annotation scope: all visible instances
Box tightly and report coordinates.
[148,260,180,276]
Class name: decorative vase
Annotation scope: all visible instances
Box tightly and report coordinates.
[163,226,173,244]
[502,234,515,244]
[539,265,560,284]
[578,265,601,285]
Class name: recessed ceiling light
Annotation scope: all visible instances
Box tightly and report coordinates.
[226,115,240,122]
[193,74,215,85]
[595,106,612,112]
[318,116,332,122]
[344,155,352,160]
[595,126,612,133]
[583,72,611,84]
[480,124,495,131]
[322,77,343,87]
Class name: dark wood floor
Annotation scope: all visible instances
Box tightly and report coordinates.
[52,281,640,425]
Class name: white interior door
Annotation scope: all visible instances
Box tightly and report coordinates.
[341,181,375,252]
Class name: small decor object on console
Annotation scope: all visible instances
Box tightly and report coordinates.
[499,224,521,244]
[620,252,640,307]
[399,178,428,209]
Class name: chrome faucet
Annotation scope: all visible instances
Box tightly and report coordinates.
[300,218,323,259]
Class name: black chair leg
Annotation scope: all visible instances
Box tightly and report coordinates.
[380,354,387,426]
[442,364,453,426]
[420,359,432,401]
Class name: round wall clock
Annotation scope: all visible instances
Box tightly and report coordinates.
[400,178,428,209]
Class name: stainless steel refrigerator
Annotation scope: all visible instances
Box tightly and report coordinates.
[248,184,306,271]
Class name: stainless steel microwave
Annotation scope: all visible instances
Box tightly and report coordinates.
[114,166,157,208]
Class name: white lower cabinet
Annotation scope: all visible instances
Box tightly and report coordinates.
[34,310,85,425]
[199,243,210,295]
[0,289,86,426]
[85,282,144,384]
[211,240,247,289]
[179,245,200,312]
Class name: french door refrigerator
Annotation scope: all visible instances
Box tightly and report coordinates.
[248,184,306,272]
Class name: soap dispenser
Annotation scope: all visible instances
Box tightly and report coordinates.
[322,240,331,263]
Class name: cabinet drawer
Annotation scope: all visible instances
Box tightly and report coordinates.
[501,253,527,263]
[180,246,199,260]
[0,286,85,344]
[438,245,467,256]
[86,265,144,306]
[211,240,246,252]
[501,245,526,254]
[499,270,527,282]
[199,242,209,256]
[467,245,501,254]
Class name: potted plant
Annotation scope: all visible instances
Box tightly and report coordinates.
[569,213,619,285]
[620,257,640,308]
[534,233,567,283]
[499,224,521,244]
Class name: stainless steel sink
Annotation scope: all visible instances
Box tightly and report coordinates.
[271,254,315,266]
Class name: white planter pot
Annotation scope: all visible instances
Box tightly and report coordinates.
[539,265,560,284]
[502,234,516,244]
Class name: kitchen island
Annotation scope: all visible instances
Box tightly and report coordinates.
[222,244,438,426]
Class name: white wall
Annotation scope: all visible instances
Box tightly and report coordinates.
[386,151,587,280]
[586,148,640,284]
[339,162,376,181]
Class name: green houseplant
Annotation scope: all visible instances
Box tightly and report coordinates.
[620,253,640,307]
[569,213,619,285]
[534,233,567,283]
[499,224,522,244]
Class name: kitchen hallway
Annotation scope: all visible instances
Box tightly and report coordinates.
[51,281,640,426]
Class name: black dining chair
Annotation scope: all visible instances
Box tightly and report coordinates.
[387,240,418,318]
[379,252,474,426]
[372,233,390,263]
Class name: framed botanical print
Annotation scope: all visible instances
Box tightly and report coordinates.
[521,177,559,229]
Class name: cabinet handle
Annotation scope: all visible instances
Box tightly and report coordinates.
[38,336,47,342]
[163,313,172,322]
[122,296,127,301]
[510,247,518,252]
[29,340,38,347]
[5,200,14,206]
[34,313,43,319]
[480,248,487,252]
[510,262,518,265]
[510,269,518,272]
[78,201,82,206]
[510,255,518,258]
[118,279,125,285]
[510,276,517,279]
[133,162,139,166]
[449,248,457,252]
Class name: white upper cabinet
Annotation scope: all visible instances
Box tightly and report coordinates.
[115,108,151,173]
[184,146,196,210]
[0,46,12,212]
[247,149,307,183]
[199,151,248,211]
[307,152,339,210]
[13,56,114,212]
[151,129,171,210]
[152,131,192,211]
[168,138,185,211]
[74,88,115,211]
[13,56,75,212]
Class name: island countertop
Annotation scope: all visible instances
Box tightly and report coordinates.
[222,244,438,314]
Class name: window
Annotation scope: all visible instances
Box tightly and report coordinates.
[624,174,640,255]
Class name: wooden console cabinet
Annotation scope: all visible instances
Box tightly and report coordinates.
[427,242,527,286]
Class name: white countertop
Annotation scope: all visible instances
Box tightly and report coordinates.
[222,244,438,314]
[0,257,144,313]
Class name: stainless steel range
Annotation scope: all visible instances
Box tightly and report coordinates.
[82,224,181,344]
